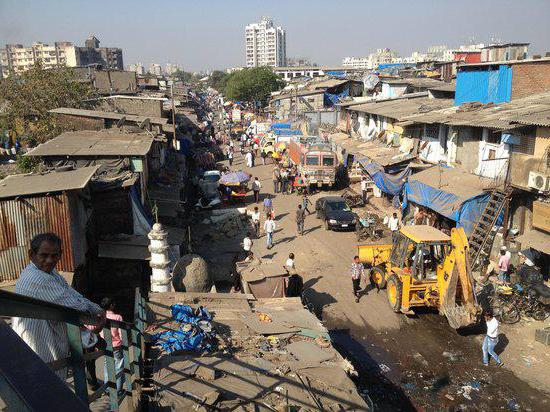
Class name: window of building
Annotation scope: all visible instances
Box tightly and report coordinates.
[486,131,501,144]
[512,134,536,155]
[424,124,439,139]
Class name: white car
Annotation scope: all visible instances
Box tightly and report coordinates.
[198,170,221,197]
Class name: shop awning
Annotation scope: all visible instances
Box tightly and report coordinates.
[515,229,550,255]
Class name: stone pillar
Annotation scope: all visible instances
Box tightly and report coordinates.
[148,223,171,292]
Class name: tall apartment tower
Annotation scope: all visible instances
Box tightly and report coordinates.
[245,17,286,67]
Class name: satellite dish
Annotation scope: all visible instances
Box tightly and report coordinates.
[116,116,126,128]
[138,118,151,130]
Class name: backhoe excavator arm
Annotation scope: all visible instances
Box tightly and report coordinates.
[439,227,480,329]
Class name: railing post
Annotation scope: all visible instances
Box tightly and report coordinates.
[103,326,119,411]
[121,326,132,399]
[132,288,143,380]
[66,323,89,405]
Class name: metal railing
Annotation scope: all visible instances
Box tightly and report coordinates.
[0,287,145,411]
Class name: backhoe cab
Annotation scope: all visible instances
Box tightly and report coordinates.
[358,225,480,329]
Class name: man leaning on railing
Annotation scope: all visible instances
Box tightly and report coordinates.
[11,233,105,380]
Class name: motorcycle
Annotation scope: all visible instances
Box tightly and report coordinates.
[356,213,382,242]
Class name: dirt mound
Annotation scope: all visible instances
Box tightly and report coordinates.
[172,254,211,292]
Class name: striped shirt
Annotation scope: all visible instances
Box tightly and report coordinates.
[12,263,103,378]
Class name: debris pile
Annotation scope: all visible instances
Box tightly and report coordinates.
[145,292,372,410]
[200,208,250,239]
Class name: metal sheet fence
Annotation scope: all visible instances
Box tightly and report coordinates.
[0,193,74,282]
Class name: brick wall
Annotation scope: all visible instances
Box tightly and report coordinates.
[511,61,550,100]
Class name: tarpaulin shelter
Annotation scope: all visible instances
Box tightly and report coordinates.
[270,122,291,130]
[324,89,349,106]
[402,166,498,236]
[361,162,412,196]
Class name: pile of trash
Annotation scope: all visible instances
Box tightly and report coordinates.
[200,208,249,239]
[152,305,217,354]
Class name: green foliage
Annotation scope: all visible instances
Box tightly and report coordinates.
[0,61,95,144]
[172,69,200,84]
[224,67,284,106]
[16,154,39,173]
[207,71,229,92]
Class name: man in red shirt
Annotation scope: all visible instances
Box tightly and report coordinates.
[100,297,125,394]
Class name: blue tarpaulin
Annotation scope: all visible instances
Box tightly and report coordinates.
[272,129,302,136]
[325,70,346,77]
[324,89,349,106]
[270,123,291,130]
[152,305,214,354]
[401,167,501,235]
[455,65,512,105]
[360,161,412,196]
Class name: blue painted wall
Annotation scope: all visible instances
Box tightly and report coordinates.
[455,65,512,105]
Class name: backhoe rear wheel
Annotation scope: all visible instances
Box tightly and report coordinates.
[386,275,403,313]
[370,266,387,289]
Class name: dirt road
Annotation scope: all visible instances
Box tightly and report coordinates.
[212,151,550,411]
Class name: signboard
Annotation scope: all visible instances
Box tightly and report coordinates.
[533,201,550,233]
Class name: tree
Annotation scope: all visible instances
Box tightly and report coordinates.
[207,70,229,92]
[0,61,95,146]
[172,69,200,84]
[224,67,284,106]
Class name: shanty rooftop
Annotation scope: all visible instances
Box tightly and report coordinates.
[0,166,98,199]
[25,130,154,157]
[145,292,370,410]
[401,92,550,129]
[401,225,451,243]
[49,107,168,125]
[348,96,454,120]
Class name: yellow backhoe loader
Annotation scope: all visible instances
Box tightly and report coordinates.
[357,225,480,329]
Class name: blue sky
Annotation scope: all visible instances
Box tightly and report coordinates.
[1,0,549,71]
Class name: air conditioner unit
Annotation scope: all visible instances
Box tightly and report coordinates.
[528,171,550,192]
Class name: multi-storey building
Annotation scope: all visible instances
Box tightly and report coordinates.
[1,41,74,78]
[245,17,286,67]
[149,63,163,76]
[128,63,145,75]
[65,36,123,70]
[1,36,123,77]
[342,48,399,69]
[165,63,181,75]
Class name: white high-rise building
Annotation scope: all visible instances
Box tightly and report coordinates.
[165,63,182,75]
[128,62,145,75]
[149,63,163,76]
[245,17,286,67]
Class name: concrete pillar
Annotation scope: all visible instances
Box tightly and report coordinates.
[148,223,171,292]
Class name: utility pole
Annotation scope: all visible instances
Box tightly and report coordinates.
[171,83,177,150]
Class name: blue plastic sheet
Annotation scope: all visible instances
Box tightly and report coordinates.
[152,305,214,354]
[360,161,412,196]
[270,123,291,130]
[401,179,499,235]
[455,65,512,105]
[324,89,349,106]
[272,129,302,136]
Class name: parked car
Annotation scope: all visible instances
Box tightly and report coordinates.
[198,170,221,197]
[315,196,357,231]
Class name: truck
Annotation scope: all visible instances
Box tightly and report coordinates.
[357,225,480,329]
[288,136,338,188]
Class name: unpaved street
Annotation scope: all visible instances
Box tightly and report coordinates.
[221,151,550,411]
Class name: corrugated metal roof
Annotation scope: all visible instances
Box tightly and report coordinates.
[348,97,454,120]
[25,130,154,157]
[0,193,76,282]
[384,78,448,89]
[459,57,550,68]
[49,107,168,125]
[0,166,98,199]
[402,92,550,129]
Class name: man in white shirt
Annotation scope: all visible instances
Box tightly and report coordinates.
[482,310,503,366]
[387,212,400,244]
[252,177,262,203]
[250,207,261,238]
[246,151,253,168]
[241,233,253,258]
[263,217,276,249]
[285,253,295,270]
[360,177,369,205]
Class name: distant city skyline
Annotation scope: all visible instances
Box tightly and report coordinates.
[1,0,549,71]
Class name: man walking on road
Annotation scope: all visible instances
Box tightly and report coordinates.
[296,204,306,236]
[264,216,276,249]
[272,167,280,193]
[386,212,400,244]
[246,151,253,168]
[241,232,253,259]
[350,255,365,303]
[227,149,233,166]
[360,177,369,205]
[302,192,312,215]
[263,195,273,217]
[252,177,261,203]
[482,311,503,367]
[251,206,261,238]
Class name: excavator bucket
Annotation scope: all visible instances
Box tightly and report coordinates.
[440,228,481,329]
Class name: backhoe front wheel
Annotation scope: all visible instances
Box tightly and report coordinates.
[370,266,387,289]
[386,275,403,313]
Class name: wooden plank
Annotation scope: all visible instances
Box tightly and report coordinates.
[67,323,89,405]
[148,291,256,302]
[533,201,550,232]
